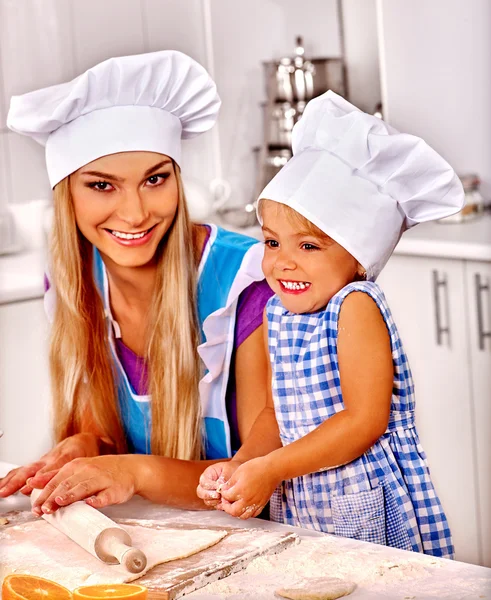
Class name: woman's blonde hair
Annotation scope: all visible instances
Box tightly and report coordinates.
[49,165,202,459]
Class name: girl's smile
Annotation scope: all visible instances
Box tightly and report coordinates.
[279,279,312,293]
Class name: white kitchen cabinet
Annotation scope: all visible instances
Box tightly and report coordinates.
[0,298,52,466]
[465,261,491,567]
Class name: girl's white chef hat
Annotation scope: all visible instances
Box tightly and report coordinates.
[7,50,220,188]
[257,90,464,280]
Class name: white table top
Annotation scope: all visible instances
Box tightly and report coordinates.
[1,462,490,599]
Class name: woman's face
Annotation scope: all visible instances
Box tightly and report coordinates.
[70,151,178,269]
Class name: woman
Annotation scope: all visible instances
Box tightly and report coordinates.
[0,50,273,514]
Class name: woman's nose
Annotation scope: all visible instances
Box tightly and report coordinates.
[116,190,149,228]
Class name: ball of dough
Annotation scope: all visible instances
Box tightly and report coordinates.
[275,577,356,600]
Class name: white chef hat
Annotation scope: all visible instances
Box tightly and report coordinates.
[7,50,220,188]
[257,90,464,280]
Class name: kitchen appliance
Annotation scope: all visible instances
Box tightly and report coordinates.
[255,37,346,213]
[217,36,347,229]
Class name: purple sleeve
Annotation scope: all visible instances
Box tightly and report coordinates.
[234,279,274,347]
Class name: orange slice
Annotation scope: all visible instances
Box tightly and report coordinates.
[2,574,73,600]
[73,584,148,599]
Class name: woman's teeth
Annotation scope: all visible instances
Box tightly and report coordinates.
[111,229,148,240]
[280,280,311,291]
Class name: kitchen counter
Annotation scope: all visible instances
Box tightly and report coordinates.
[1,463,489,600]
[394,213,491,261]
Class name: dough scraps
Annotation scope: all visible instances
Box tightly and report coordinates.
[275,577,356,600]
[0,520,227,591]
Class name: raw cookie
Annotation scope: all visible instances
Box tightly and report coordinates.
[275,577,356,600]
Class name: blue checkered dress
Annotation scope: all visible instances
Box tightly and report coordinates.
[267,281,454,558]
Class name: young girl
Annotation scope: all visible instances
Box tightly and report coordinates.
[197,90,464,557]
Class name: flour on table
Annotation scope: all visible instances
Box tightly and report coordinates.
[0,519,227,591]
[275,576,356,599]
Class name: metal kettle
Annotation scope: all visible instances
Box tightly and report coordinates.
[274,37,315,104]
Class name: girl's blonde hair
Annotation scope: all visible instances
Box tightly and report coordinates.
[49,165,202,459]
[259,199,331,240]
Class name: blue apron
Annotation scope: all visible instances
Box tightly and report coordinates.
[91,224,264,458]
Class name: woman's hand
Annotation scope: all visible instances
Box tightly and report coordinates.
[30,454,142,516]
[196,460,242,509]
[220,457,280,519]
[0,433,101,498]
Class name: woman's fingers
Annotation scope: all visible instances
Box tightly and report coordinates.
[0,462,45,497]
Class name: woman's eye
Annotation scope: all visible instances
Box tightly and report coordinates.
[88,181,113,192]
[146,173,169,186]
[302,243,319,251]
[264,239,279,248]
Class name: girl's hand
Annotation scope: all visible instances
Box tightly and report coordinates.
[196,461,242,509]
[220,457,279,519]
[30,455,140,516]
[0,433,101,498]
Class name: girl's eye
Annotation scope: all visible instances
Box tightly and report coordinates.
[264,239,279,248]
[302,243,320,251]
[146,173,170,186]
[88,181,113,192]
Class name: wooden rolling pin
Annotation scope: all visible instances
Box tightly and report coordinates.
[31,489,147,573]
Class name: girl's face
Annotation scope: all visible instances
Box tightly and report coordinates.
[261,201,362,314]
[70,151,178,269]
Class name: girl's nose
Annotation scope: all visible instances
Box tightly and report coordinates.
[116,190,149,228]
[274,250,297,271]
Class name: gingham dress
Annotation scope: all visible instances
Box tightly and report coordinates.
[267,281,454,558]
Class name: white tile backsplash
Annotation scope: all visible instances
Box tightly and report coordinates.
[6,133,50,204]
[0,0,75,128]
[72,0,145,73]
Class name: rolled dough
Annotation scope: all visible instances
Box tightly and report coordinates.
[0,519,226,591]
[275,577,356,600]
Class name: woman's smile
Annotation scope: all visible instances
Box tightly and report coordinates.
[104,223,158,246]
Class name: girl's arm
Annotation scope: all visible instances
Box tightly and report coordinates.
[220,292,394,516]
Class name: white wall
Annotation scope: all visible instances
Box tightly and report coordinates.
[378,0,491,200]
[341,0,381,114]
[0,0,342,211]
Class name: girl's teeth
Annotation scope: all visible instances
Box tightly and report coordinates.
[281,281,310,291]
[112,230,147,240]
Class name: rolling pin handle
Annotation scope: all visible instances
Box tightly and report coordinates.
[121,547,148,574]
[103,537,147,574]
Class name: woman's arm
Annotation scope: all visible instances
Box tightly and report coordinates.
[220,292,394,515]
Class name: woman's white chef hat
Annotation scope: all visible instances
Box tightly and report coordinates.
[7,50,220,188]
[257,90,464,280]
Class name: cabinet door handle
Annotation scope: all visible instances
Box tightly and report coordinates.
[432,270,450,347]
[475,273,491,351]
